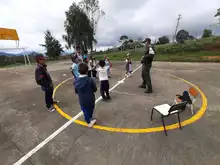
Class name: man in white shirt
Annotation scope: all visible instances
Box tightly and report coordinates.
[96,60,111,100]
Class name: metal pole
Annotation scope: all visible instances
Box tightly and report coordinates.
[173,14,182,43]
[24,48,31,65]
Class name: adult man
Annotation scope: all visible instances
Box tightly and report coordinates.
[139,38,155,93]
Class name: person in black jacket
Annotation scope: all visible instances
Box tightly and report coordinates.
[35,55,58,112]
[139,38,155,93]
[74,63,97,127]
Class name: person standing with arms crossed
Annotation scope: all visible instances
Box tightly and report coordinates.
[139,38,155,93]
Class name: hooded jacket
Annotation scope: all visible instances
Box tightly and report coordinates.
[74,75,97,108]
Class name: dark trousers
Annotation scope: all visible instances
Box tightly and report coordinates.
[88,70,92,77]
[100,80,110,99]
[92,69,97,77]
[42,86,54,108]
[81,106,94,124]
[88,70,97,78]
[141,67,152,91]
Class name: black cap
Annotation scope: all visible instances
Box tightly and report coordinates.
[143,38,151,43]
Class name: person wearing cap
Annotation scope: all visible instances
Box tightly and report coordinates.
[35,55,58,112]
[139,38,155,93]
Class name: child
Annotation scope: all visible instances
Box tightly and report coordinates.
[83,50,89,64]
[76,46,83,61]
[74,63,97,127]
[91,57,97,78]
[104,56,112,78]
[70,55,81,79]
[96,60,111,100]
[175,91,192,104]
[35,55,58,112]
[125,53,132,77]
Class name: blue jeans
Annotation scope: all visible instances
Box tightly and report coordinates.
[107,68,111,76]
[81,106,94,124]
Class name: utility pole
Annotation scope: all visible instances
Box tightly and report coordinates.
[173,14,182,43]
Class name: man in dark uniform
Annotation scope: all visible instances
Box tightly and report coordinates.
[139,38,155,93]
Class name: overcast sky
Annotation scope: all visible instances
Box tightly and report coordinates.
[0,0,220,52]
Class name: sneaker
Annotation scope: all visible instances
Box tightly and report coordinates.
[102,98,108,101]
[139,85,146,89]
[88,119,97,128]
[144,90,153,94]
[107,96,111,100]
[47,106,55,112]
[53,100,59,104]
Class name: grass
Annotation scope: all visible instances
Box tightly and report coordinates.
[95,36,220,62]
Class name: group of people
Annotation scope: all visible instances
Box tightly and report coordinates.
[70,47,113,79]
[34,38,155,127]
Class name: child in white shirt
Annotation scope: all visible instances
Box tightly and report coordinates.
[96,60,111,100]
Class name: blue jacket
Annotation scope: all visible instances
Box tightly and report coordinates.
[74,75,97,108]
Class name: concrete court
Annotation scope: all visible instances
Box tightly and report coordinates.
[0,61,219,165]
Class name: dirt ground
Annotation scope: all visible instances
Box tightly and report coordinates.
[0,61,220,165]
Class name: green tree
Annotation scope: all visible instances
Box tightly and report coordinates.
[214,8,220,17]
[176,29,190,43]
[63,2,94,52]
[214,8,220,25]
[202,29,212,38]
[189,35,195,40]
[40,30,63,59]
[158,36,170,44]
[79,0,105,51]
[119,35,128,51]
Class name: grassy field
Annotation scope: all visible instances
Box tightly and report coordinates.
[95,36,220,62]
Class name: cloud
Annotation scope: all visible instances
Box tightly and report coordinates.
[0,0,220,52]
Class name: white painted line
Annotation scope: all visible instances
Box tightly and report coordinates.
[13,64,142,165]
[111,90,140,96]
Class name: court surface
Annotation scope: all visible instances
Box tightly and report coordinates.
[0,61,220,165]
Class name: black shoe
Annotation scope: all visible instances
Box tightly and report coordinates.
[107,96,111,100]
[144,90,153,93]
[139,85,146,89]
[47,106,55,112]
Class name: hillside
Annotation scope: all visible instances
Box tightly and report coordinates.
[95,36,220,62]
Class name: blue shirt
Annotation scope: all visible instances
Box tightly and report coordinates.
[105,60,110,66]
[71,63,80,78]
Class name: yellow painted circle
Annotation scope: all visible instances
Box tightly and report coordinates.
[53,70,207,133]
